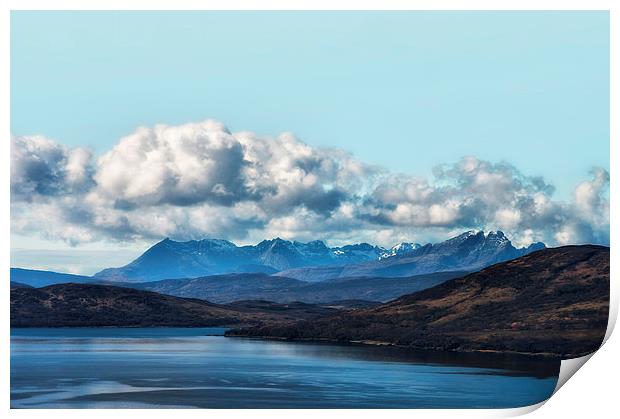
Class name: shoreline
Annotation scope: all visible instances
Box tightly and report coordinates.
[10,324,239,329]
[10,325,595,360]
[224,333,573,360]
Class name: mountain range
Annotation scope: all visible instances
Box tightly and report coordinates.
[90,230,544,283]
[94,238,385,282]
[275,231,545,281]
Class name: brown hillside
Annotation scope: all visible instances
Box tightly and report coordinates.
[228,245,609,358]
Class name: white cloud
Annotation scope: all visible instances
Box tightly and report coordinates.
[11,135,93,200]
[575,167,609,215]
[494,208,522,230]
[10,120,610,248]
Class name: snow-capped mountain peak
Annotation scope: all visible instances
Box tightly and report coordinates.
[380,242,423,259]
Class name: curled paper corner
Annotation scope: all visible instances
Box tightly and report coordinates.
[497,353,600,417]
[494,356,594,419]
[508,308,617,415]
[553,353,595,394]
[551,303,616,396]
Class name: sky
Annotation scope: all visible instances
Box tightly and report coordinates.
[10,11,610,274]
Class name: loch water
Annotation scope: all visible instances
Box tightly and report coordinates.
[11,327,559,408]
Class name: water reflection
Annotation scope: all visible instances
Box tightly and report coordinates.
[245,338,560,379]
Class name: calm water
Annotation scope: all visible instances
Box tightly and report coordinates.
[11,328,560,409]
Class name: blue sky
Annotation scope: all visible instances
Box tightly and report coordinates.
[10,11,610,273]
[11,11,609,197]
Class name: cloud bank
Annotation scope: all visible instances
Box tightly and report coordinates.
[11,120,610,247]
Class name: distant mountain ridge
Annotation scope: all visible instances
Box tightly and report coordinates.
[275,231,545,281]
[93,230,544,283]
[10,268,93,288]
[121,270,466,304]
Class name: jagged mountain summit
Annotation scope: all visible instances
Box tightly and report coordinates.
[94,237,386,282]
[93,230,545,283]
[274,231,546,281]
